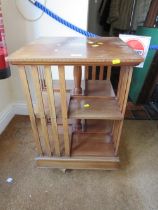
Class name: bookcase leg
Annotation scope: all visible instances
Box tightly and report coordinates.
[73,65,82,94]
[32,66,52,157]
[58,65,70,156]
[113,67,133,155]
[18,66,43,156]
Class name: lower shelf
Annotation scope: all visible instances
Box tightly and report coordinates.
[71,133,115,157]
[36,120,120,170]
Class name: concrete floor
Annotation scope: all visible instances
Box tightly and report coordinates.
[0,116,158,210]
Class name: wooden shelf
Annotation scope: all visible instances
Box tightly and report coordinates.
[43,80,114,98]
[35,80,115,120]
[85,80,115,98]
[71,133,115,157]
[68,97,123,120]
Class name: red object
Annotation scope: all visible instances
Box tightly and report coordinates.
[127,39,145,56]
[0,0,10,79]
[0,49,9,68]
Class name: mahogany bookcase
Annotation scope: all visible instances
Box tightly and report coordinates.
[8,37,143,170]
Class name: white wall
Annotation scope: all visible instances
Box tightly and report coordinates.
[2,0,88,103]
[0,78,13,134]
[0,0,89,133]
[0,79,12,111]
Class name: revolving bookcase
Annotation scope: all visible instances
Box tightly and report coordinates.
[8,37,143,170]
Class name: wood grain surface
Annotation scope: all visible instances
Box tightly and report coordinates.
[69,96,123,120]
[7,37,143,66]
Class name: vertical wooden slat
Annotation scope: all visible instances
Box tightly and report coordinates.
[113,68,129,151]
[73,65,82,130]
[113,67,133,155]
[121,67,133,114]
[117,67,129,109]
[112,120,116,142]
[114,68,133,154]
[40,67,44,90]
[18,66,43,156]
[58,65,70,156]
[117,68,124,99]
[85,65,89,80]
[107,66,111,80]
[44,65,61,156]
[92,65,96,80]
[112,67,127,144]
[99,66,104,80]
[38,66,44,90]
[32,65,52,156]
[113,120,123,153]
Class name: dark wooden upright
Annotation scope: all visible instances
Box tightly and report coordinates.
[7,37,143,170]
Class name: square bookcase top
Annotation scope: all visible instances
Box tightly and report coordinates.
[7,37,143,66]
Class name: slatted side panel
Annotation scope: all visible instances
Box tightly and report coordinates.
[113,67,133,155]
[18,66,43,156]
[58,65,70,156]
[120,67,133,114]
[85,65,112,80]
[117,68,129,111]
[22,65,70,157]
[31,65,52,157]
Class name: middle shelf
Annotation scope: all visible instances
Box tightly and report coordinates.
[34,79,123,121]
[68,97,123,120]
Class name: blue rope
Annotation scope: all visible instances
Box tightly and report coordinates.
[149,45,158,50]
[29,0,158,50]
[30,0,97,38]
